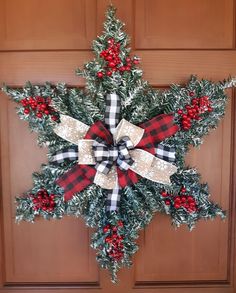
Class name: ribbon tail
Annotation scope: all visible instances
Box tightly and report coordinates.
[117,168,139,188]
[51,146,78,164]
[105,93,121,135]
[137,114,179,155]
[56,165,96,201]
[53,114,89,144]
[106,183,121,212]
[156,144,176,163]
[129,149,177,185]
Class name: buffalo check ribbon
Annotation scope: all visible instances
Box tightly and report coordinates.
[53,93,179,211]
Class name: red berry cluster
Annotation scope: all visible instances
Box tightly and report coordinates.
[161,187,197,213]
[20,96,59,121]
[103,220,124,261]
[177,94,213,130]
[31,189,56,212]
[97,38,139,78]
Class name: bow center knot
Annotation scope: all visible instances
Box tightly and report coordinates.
[93,136,134,174]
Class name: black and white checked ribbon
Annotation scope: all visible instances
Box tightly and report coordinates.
[156,144,175,163]
[106,185,120,212]
[104,93,122,211]
[51,144,176,166]
[51,146,78,164]
[93,136,134,175]
[105,93,121,135]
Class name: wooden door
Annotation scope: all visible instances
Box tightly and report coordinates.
[0,0,236,292]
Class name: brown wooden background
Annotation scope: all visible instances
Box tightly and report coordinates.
[0,0,236,292]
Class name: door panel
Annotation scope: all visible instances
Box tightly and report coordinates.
[135,0,234,49]
[0,0,97,50]
[0,0,236,292]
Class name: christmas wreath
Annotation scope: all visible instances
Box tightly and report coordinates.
[2,6,236,282]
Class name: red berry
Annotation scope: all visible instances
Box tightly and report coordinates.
[41,103,47,110]
[161,191,167,197]
[189,200,196,207]
[187,196,194,202]
[181,196,187,203]
[106,55,113,62]
[107,38,114,44]
[117,220,123,227]
[174,203,181,209]
[112,234,117,240]
[112,226,117,232]
[36,112,43,118]
[42,206,47,211]
[32,199,38,204]
[165,199,171,205]
[108,62,116,68]
[208,106,213,112]
[105,237,112,243]
[21,99,28,106]
[133,59,139,64]
[177,109,183,115]
[185,105,191,110]
[24,108,30,114]
[106,71,112,76]
[33,206,39,211]
[189,91,195,97]
[51,115,58,121]
[103,227,109,233]
[44,110,50,115]
[174,196,181,203]
[97,71,104,78]
[181,187,186,193]
[119,66,125,72]
[182,114,188,119]
[125,66,131,71]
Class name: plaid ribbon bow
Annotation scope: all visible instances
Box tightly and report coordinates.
[52,93,179,211]
[93,136,134,174]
